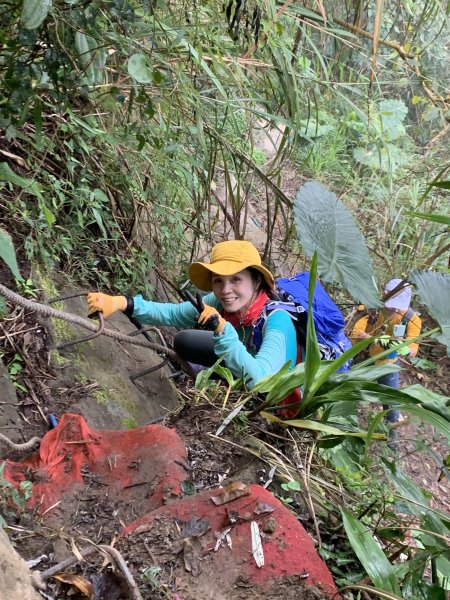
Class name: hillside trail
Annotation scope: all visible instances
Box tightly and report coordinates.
[0,123,449,599]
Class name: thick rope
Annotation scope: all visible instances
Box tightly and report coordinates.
[0,283,182,362]
[0,432,41,451]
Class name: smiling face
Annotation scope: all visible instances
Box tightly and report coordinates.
[211,268,259,315]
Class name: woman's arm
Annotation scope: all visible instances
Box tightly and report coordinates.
[132,292,220,329]
[213,310,297,388]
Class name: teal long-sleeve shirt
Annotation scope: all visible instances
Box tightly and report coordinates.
[132,293,298,388]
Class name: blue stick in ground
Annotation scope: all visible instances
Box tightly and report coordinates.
[48,414,58,429]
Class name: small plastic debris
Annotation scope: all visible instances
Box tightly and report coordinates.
[250,521,264,568]
[263,465,276,489]
[210,482,250,506]
[48,414,58,429]
[214,528,231,552]
[227,509,240,524]
[26,554,47,568]
[254,501,275,515]
[215,403,246,436]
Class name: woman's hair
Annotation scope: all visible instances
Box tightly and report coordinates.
[248,268,278,299]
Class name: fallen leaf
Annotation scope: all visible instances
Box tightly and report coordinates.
[0,149,28,168]
[210,482,250,505]
[254,501,275,515]
[53,572,93,598]
[70,538,84,562]
[179,516,210,538]
[182,537,202,576]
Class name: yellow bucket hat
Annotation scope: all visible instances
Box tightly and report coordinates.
[189,240,275,292]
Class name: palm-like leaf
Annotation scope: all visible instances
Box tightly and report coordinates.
[409,270,450,355]
[294,181,381,308]
[342,509,401,595]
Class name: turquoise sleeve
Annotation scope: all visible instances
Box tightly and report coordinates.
[213,310,297,388]
[132,292,220,328]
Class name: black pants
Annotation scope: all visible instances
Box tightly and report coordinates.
[173,330,217,367]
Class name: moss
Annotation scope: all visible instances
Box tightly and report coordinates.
[50,348,71,367]
[88,376,136,414]
[32,265,62,307]
[92,387,110,405]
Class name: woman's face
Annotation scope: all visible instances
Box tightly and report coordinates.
[211,269,258,314]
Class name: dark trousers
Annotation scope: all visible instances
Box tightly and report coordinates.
[174,330,217,368]
[379,365,401,423]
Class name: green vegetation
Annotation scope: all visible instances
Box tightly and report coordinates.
[0,464,32,528]
[1,0,450,596]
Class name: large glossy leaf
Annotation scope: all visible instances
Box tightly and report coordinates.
[262,413,384,438]
[396,404,450,442]
[382,459,450,545]
[128,53,153,84]
[21,0,52,30]
[251,361,296,395]
[402,384,450,421]
[294,181,381,307]
[75,33,104,86]
[315,380,420,406]
[330,363,400,383]
[342,509,401,595]
[0,162,42,198]
[0,228,23,281]
[306,338,372,400]
[409,270,450,355]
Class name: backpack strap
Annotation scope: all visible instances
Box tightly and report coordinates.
[251,302,306,353]
[401,307,415,327]
[265,300,307,321]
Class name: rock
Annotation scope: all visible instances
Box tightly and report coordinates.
[124,483,337,598]
[40,288,180,431]
[0,526,40,600]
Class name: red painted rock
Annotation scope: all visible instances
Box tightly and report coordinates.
[2,414,187,516]
[124,483,337,597]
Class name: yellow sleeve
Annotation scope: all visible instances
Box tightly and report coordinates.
[406,313,421,357]
[351,316,369,344]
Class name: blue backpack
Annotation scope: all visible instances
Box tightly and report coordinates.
[253,272,352,371]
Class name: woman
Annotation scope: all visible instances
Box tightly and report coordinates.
[87,241,299,397]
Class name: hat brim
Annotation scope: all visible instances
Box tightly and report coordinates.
[189,260,274,292]
[384,288,411,311]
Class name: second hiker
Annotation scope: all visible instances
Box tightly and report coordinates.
[351,278,422,424]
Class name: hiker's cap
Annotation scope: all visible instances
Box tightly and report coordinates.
[189,240,275,292]
[384,278,411,311]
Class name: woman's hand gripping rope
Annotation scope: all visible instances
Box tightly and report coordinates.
[184,290,226,334]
